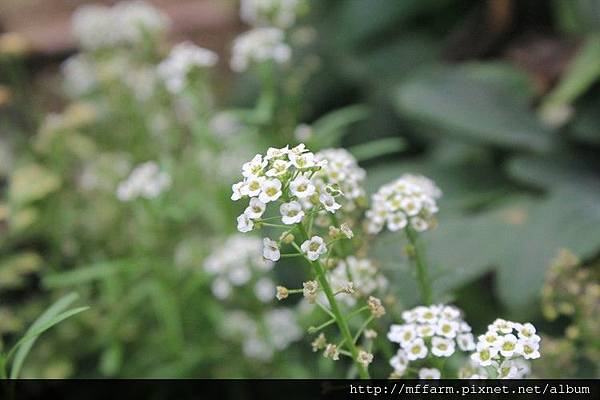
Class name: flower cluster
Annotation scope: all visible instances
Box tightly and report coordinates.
[116,161,171,201]
[220,308,302,362]
[313,149,366,211]
[203,235,275,302]
[230,28,291,72]
[232,143,335,236]
[240,0,305,29]
[157,41,218,93]
[388,304,474,377]
[366,174,441,235]
[470,319,541,378]
[329,257,387,306]
[72,1,169,51]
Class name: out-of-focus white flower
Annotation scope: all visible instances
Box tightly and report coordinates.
[301,236,327,261]
[314,148,366,211]
[157,41,218,93]
[390,349,409,375]
[230,28,291,72]
[419,368,441,379]
[329,257,387,306]
[254,277,276,302]
[62,55,97,97]
[72,1,169,51]
[240,0,304,29]
[366,174,440,235]
[116,161,171,201]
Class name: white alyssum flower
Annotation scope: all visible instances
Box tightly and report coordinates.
[390,349,409,375]
[240,0,304,29]
[388,304,473,375]
[319,192,341,213]
[357,350,374,367]
[157,41,218,93]
[431,336,455,357]
[280,201,305,224]
[254,277,276,303]
[469,319,541,378]
[263,237,281,261]
[457,333,476,351]
[245,197,267,219]
[419,368,441,379]
[61,55,97,97]
[116,161,171,201]
[230,28,291,72]
[366,174,440,235]
[289,175,315,198]
[301,236,327,261]
[258,178,283,203]
[313,148,366,210]
[237,213,254,233]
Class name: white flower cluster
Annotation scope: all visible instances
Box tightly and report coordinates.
[388,304,475,377]
[72,1,169,51]
[366,174,441,235]
[204,235,274,302]
[240,0,304,29]
[157,41,218,93]
[329,257,387,306]
[313,149,366,211]
[116,161,171,201]
[230,28,291,72]
[220,308,302,362]
[470,319,540,378]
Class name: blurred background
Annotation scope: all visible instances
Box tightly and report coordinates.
[0,0,599,378]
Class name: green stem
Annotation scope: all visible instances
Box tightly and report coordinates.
[296,224,370,379]
[406,227,433,305]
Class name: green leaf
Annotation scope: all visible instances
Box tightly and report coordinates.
[43,259,134,288]
[540,34,600,110]
[348,137,406,162]
[311,104,370,147]
[8,293,88,379]
[394,63,554,152]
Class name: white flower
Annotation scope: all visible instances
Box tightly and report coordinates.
[388,324,417,347]
[242,154,268,178]
[416,324,436,338]
[498,334,518,357]
[431,336,455,357]
[231,181,245,201]
[319,192,341,213]
[289,151,315,169]
[387,212,408,231]
[340,223,354,239]
[258,178,283,203]
[240,0,303,29]
[266,159,290,177]
[230,28,291,72]
[254,277,275,302]
[471,342,498,367]
[263,237,281,261]
[241,175,265,197]
[157,41,218,93]
[492,318,514,334]
[405,338,428,361]
[237,213,254,233]
[245,197,267,219]
[211,277,231,299]
[300,236,327,261]
[366,174,440,234]
[390,349,409,374]
[280,201,305,224]
[457,333,476,351]
[265,145,289,160]
[516,339,540,360]
[498,359,520,379]
[116,161,171,201]
[289,175,315,198]
[515,322,540,342]
[479,331,501,349]
[436,319,459,338]
[419,368,441,379]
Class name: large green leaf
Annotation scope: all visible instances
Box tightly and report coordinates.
[394,64,555,152]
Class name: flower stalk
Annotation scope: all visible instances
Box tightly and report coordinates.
[406,226,432,305]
